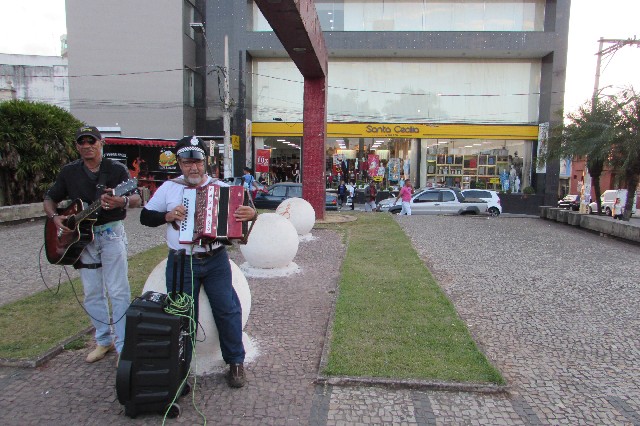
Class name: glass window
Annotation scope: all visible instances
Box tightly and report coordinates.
[442,191,455,202]
[184,1,195,39]
[288,186,303,198]
[272,186,287,197]
[253,58,541,124]
[415,191,439,202]
[183,68,195,107]
[252,1,545,32]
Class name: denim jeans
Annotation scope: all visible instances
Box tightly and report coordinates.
[165,248,245,365]
[78,221,131,353]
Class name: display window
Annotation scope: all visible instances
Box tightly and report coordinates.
[420,139,532,191]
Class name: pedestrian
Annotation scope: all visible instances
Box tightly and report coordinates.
[242,167,260,199]
[337,180,347,209]
[43,126,141,363]
[364,181,377,212]
[612,197,623,220]
[140,136,257,388]
[394,179,413,215]
[348,181,355,210]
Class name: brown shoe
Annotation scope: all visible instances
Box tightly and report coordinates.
[86,344,114,363]
[227,363,246,388]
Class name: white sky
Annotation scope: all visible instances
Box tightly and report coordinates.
[0,0,638,114]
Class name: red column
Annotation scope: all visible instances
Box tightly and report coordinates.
[302,76,327,220]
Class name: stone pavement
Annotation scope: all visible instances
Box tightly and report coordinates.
[1,213,639,424]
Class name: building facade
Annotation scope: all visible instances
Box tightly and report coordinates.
[0,54,69,110]
[206,0,569,200]
[65,0,206,139]
[64,0,570,201]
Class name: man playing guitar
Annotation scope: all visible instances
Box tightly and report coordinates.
[43,126,141,364]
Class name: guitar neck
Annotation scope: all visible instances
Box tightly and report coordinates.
[74,199,103,223]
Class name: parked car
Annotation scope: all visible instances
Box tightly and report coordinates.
[557,194,580,211]
[222,176,244,186]
[588,189,637,216]
[461,189,502,216]
[253,182,338,211]
[380,187,488,215]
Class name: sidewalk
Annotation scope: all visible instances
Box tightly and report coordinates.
[1,214,639,424]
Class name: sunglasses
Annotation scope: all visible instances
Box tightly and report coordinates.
[76,138,98,146]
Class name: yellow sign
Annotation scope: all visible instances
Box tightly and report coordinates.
[489,178,501,184]
[232,135,240,150]
[373,176,383,182]
[251,122,539,140]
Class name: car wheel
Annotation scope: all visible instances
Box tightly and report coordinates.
[488,207,500,217]
[605,207,612,216]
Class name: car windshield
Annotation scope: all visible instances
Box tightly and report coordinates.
[289,186,302,198]
[272,186,287,197]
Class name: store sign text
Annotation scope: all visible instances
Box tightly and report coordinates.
[365,125,420,135]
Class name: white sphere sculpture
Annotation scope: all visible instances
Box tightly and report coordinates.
[142,258,255,374]
[275,197,316,236]
[240,213,299,268]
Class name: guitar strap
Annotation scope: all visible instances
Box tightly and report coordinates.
[74,159,114,270]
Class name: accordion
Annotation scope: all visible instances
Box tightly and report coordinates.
[179,184,252,245]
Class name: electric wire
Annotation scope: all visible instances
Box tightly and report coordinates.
[38,243,126,325]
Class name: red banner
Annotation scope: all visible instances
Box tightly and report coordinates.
[256,149,271,173]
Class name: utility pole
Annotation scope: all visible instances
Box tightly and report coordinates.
[580,36,640,213]
[223,35,233,178]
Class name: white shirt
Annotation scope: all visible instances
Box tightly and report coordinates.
[145,175,228,252]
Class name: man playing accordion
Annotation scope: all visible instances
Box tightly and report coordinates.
[140,136,257,388]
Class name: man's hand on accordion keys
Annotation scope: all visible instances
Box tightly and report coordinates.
[234,205,258,222]
[166,205,186,224]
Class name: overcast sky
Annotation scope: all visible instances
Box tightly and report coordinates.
[0,0,638,114]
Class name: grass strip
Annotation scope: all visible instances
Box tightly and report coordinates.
[324,213,504,384]
[0,245,168,360]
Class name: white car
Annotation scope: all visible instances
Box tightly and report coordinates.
[588,189,637,216]
[461,189,502,216]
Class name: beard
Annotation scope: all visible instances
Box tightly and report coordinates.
[185,174,204,186]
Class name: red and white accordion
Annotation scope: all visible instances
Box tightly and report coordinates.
[179,184,252,245]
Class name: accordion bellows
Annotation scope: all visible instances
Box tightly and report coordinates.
[179,185,249,244]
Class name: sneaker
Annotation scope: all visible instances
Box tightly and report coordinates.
[86,343,114,363]
[226,363,246,388]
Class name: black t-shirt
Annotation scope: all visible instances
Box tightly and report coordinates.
[45,158,132,226]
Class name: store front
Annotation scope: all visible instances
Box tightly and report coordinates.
[252,122,538,192]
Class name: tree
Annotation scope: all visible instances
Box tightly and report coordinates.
[540,98,618,215]
[608,89,640,221]
[0,100,83,206]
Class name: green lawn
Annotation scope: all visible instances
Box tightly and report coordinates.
[323,213,503,384]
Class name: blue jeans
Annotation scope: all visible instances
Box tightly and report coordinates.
[78,221,131,353]
[165,248,245,365]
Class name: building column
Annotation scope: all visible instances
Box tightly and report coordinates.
[302,76,327,220]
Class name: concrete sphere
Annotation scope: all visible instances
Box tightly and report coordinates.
[275,197,316,236]
[142,257,253,373]
[240,213,299,268]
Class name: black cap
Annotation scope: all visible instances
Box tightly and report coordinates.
[75,126,102,142]
[176,136,206,159]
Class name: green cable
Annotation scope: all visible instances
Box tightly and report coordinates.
[162,247,207,425]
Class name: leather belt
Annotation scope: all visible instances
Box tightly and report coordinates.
[171,246,225,259]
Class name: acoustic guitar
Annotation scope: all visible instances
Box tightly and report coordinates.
[44,179,138,266]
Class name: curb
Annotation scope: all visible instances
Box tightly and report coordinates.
[0,327,93,368]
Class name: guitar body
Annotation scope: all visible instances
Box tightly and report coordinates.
[44,199,97,265]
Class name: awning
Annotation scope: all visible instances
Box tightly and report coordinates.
[104,137,178,147]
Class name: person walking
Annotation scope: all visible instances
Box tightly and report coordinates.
[348,181,355,210]
[394,180,414,215]
[43,126,141,363]
[242,167,260,199]
[337,180,347,209]
[364,181,377,212]
[140,136,257,388]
